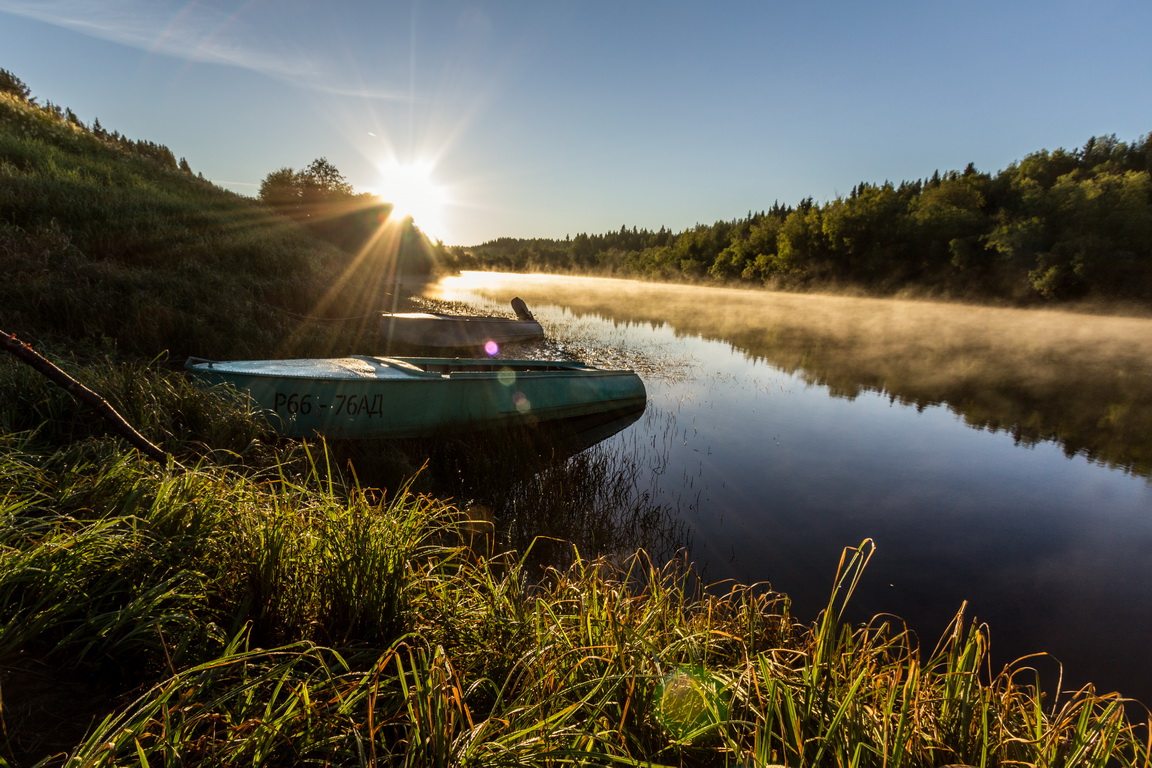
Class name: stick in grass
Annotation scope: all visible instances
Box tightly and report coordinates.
[0,330,170,464]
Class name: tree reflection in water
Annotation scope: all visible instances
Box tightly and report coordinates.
[432,273,1152,479]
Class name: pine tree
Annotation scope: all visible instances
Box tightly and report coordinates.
[0,68,32,101]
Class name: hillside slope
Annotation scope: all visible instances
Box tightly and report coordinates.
[1,90,427,362]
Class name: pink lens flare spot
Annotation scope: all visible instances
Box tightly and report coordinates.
[484,340,499,356]
[513,391,531,412]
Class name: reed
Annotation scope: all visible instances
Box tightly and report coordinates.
[3,349,1149,766]
[41,521,1151,767]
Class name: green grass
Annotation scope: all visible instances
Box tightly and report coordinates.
[2,355,1151,764]
[4,445,1147,766]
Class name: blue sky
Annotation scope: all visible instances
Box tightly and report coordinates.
[2,0,1150,245]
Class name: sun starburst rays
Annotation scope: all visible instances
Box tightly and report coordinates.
[371,159,450,243]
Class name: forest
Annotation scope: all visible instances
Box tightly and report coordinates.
[449,134,1152,306]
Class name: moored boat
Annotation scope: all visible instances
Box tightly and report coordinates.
[379,298,544,350]
[185,355,647,440]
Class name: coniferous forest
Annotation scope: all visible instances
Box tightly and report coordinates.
[450,135,1152,307]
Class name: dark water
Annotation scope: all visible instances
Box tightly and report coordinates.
[428,272,1152,707]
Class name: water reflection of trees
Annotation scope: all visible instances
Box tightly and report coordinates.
[442,276,1152,478]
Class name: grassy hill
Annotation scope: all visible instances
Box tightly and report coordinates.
[1,89,434,363]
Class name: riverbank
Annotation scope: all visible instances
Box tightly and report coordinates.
[1,330,1149,766]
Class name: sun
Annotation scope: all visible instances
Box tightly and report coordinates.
[373,160,449,242]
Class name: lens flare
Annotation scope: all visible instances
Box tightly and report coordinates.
[656,666,728,742]
[484,340,499,356]
[371,160,449,242]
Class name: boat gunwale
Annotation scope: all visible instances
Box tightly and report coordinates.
[379,311,543,327]
[185,356,640,382]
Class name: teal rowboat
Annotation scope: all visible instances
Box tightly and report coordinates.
[380,298,544,351]
[185,356,647,440]
[379,312,544,350]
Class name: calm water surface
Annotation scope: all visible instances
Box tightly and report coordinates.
[427,272,1152,706]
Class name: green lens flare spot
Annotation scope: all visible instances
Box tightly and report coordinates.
[655,666,728,743]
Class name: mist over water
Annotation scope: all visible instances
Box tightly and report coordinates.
[429,272,1152,706]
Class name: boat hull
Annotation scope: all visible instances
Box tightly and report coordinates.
[379,312,544,350]
[185,356,646,440]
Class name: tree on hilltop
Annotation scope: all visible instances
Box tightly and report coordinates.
[258,167,302,209]
[300,157,354,200]
[0,69,32,101]
[259,157,356,214]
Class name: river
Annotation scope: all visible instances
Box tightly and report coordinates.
[422,271,1152,708]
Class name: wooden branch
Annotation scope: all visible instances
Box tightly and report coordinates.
[1,330,170,464]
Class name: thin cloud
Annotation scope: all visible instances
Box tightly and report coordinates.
[0,0,410,100]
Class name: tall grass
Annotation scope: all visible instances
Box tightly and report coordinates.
[0,352,270,463]
[2,323,1149,767]
[25,505,1147,766]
